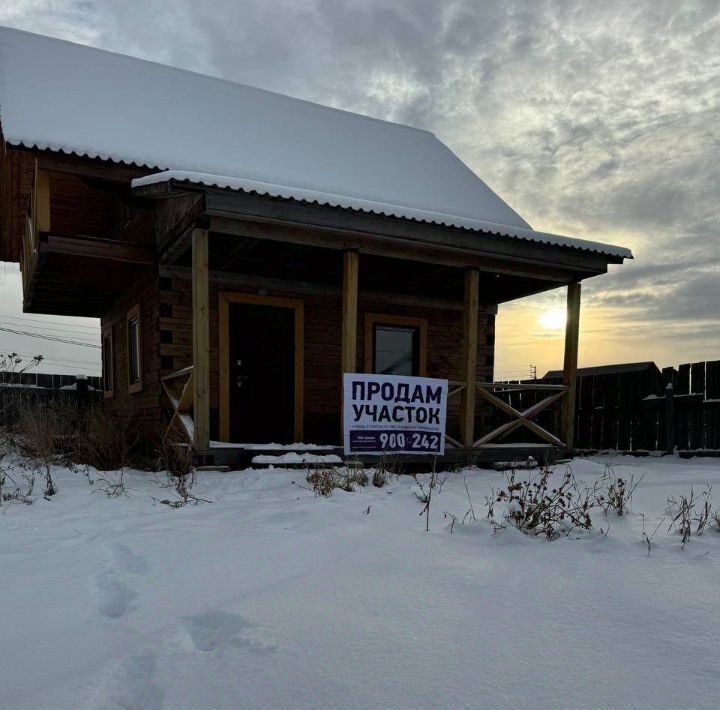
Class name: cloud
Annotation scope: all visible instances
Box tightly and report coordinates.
[1,0,718,374]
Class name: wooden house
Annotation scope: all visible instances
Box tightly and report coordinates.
[0,28,632,465]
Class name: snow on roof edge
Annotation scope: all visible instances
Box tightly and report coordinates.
[132,170,633,259]
[5,140,167,173]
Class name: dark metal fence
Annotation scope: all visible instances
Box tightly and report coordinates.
[0,375,102,427]
[0,371,101,389]
[532,360,720,452]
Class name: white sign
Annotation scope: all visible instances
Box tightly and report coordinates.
[343,373,448,456]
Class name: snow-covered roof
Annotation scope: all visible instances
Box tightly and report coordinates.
[0,26,631,260]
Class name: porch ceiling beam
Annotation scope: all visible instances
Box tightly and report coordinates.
[39,234,155,265]
[199,187,619,267]
[206,215,587,282]
[155,191,206,259]
[158,264,499,314]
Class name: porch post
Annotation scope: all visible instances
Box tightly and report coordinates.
[342,251,359,375]
[192,227,210,450]
[560,282,581,450]
[461,269,479,447]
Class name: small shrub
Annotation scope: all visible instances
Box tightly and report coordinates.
[369,451,403,488]
[0,463,34,505]
[639,513,665,556]
[158,440,194,478]
[412,461,449,531]
[17,404,68,498]
[75,403,139,471]
[487,465,593,540]
[594,465,643,516]
[712,510,720,532]
[348,470,369,488]
[372,468,387,488]
[306,467,368,496]
[306,469,336,496]
[92,469,128,498]
[154,468,211,508]
[667,484,712,547]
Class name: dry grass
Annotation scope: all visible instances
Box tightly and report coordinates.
[667,484,713,547]
[74,402,139,471]
[594,464,643,516]
[306,467,369,496]
[486,465,593,540]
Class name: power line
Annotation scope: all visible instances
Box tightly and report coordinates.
[9,350,100,369]
[0,322,99,343]
[0,313,100,332]
[0,320,100,341]
[0,325,101,349]
[8,357,100,374]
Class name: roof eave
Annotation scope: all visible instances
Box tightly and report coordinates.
[131,173,632,264]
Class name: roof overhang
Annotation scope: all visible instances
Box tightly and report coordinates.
[132,170,632,262]
[132,173,630,290]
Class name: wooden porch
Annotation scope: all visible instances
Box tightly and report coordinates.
[161,226,582,468]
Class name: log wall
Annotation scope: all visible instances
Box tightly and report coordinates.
[154,275,495,444]
[100,273,162,444]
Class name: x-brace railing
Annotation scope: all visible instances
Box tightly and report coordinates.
[161,365,195,443]
[445,381,568,448]
[474,383,567,447]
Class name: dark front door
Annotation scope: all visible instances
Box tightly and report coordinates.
[228,302,296,443]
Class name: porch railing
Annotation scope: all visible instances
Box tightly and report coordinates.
[21,214,39,294]
[161,367,568,452]
[446,381,569,449]
[161,365,194,443]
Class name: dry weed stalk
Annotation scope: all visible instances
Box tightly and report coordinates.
[486,465,593,540]
[667,484,713,547]
[594,465,643,516]
[306,467,369,496]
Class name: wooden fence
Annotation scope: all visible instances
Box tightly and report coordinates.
[495,360,720,453]
[0,371,101,389]
[0,377,102,427]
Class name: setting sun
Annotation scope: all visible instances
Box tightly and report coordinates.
[538,308,566,330]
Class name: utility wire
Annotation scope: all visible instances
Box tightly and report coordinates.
[0,313,100,332]
[0,320,100,342]
[9,350,100,368]
[0,325,101,349]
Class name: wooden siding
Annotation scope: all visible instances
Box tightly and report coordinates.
[48,171,115,239]
[101,273,162,442]
[0,146,35,263]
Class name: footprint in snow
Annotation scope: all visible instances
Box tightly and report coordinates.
[181,611,278,654]
[93,569,137,619]
[87,652,163,710]
[108,542,149,575]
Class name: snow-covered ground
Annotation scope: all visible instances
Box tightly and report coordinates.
[2,455,720,709]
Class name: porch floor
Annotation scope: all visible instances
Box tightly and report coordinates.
[197,442,568,470]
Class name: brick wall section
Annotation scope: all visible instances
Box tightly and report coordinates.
[154,276,495,444]
[101,273,162,444]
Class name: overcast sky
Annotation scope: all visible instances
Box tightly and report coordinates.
[1,0,718,378]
